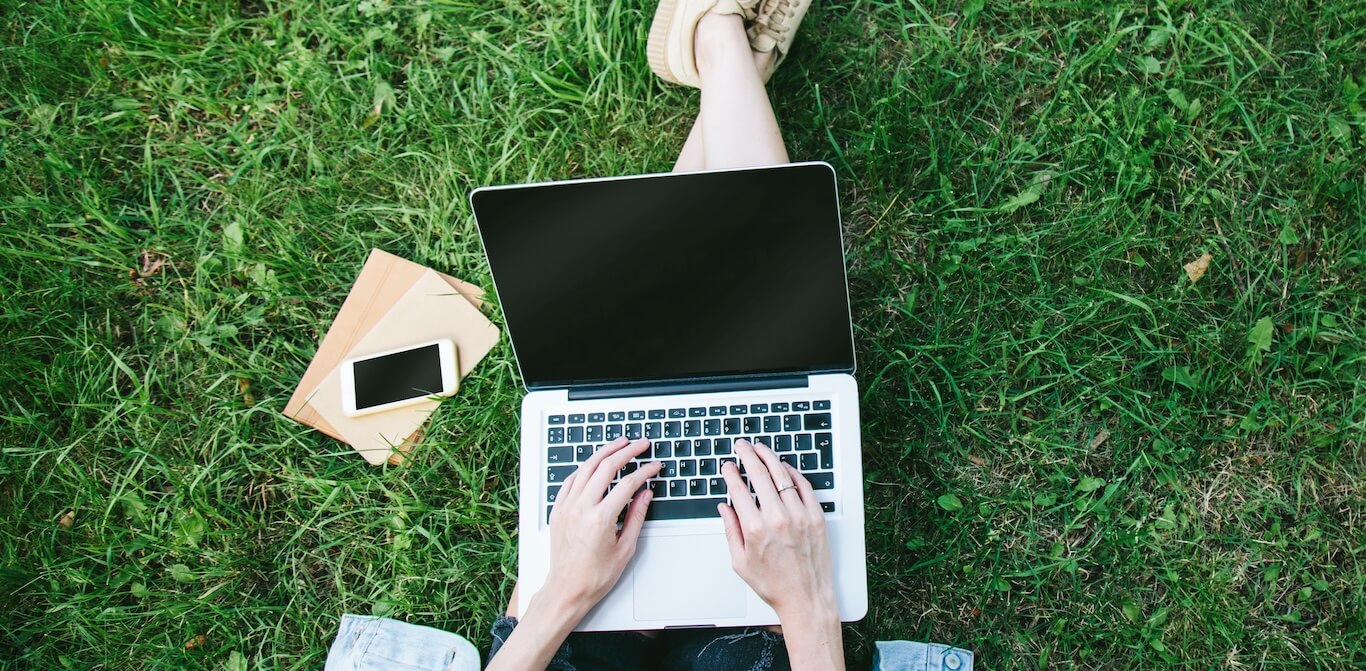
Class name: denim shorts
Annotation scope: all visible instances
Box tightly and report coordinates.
[488,615,791,671]
[324,614,974,671]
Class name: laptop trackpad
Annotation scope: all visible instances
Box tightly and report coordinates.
[633,534,747,621]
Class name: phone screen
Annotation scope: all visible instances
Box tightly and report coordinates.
[352,344,444,410]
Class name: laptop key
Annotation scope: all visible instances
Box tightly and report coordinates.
[709,478,727,495]
[664,421,682,438]
[567,426,584,443]
[780,454,798,469]
[649,480,668,498]
[700,458,717,476]
[568,413,585,423]
[783,415,801,431]
[723,418,742,435]
[800,453,818,471]
[684,420,701,437]
[803,472,835,489]
[669,480,687,497]
[796,434,813,451]
[645,497,727,521]
[708,406,727,416]
[629,410,646,420]
[694,439,712,456]
[626,423,643,440]
[653,441,672,458]
[704,419,721,435]
[750,403,768,414]
[729,404,747,415]
[689,478,707,496]
[675,440,692,457]
[649,409,666,419]
[547,485,561,503]
[587,425,604,442]
[645,422,662,439]
[775,434,793,452]
[689,407,706,417]
[743,417,760,433]
[661,460,678,478]
[814,400,831,410]
[589,412,605,422]
[820,501,835,513]
[576,445,593,461]
[714,438,732,454]
[547,427,565,444]
[547,446,573,464]
[804,413,833,430]
[763,415,782,432]
[680,460,698,477]
[793,401,811,411]
[547,466,576,483]
[549,415,566,425]
[772,402,789,412]
[668,408,686,418]
[605,424,623,441]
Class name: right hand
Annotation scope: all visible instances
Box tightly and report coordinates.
[717,438,838,620]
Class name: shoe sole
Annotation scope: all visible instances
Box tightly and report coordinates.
[647,0,685,85]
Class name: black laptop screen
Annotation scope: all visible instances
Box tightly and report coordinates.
[472,163,855,388]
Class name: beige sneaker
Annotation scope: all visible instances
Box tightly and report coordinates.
[747,0,815,81]
[648,0,759,88]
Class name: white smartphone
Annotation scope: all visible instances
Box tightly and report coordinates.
[340,339,459,417]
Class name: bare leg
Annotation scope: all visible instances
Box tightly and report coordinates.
[673,15,787,171]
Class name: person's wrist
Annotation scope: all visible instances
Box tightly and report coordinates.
[532,580,596,624]
[774,590,839,629]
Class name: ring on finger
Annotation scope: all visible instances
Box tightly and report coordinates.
[776,482,798,495]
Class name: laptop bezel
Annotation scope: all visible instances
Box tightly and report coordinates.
[470,161,857,392]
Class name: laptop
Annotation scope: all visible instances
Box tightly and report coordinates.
[470,161,866,631]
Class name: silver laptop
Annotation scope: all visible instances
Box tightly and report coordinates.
[471,162,866,631]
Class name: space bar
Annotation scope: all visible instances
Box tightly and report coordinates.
[645,497,727,521]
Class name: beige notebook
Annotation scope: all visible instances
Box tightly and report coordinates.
[306,269,501,464]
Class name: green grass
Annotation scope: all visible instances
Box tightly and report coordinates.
[2,0,1364,668]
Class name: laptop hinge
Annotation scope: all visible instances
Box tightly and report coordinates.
[566,374,809,401]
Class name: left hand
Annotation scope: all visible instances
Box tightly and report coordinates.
[543,437,661,610]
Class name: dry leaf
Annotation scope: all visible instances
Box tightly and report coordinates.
[1089,429,1111,450]
[185,634,208,650]
[966,453,987,466]
[237,378,254,406]
[1183,252,1213,283]
[58,510,75,528]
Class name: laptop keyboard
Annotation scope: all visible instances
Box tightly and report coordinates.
[544,400,836,522]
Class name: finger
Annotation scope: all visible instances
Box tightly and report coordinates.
[753,442,800,506]
[721,460,759,524]
[785,463,823,519]
[736,439,782,511]
[616,490,653,555]
[602,460,662,513]
[718,501,746,558]
[565,437,629,499]
[585,439,652,501]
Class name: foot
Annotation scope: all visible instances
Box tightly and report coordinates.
[748,0,815,81]
[647,0,759,87]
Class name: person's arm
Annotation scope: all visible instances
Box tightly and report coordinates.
[486,437,661,671]
[718,439,846,671]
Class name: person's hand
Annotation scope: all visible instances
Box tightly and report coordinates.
[718,438,837,621]
[544,437,661,610]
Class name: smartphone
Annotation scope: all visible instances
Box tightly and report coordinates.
[340,339,459,417]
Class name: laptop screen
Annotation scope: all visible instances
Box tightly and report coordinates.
[472,162,855,388]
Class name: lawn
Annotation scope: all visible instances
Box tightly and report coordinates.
[2,0,1364,668]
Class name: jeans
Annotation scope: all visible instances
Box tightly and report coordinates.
[324,614,974,671]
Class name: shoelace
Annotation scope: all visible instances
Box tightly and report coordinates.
[751,0,797,43]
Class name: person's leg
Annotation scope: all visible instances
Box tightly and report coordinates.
[673,14,786,172]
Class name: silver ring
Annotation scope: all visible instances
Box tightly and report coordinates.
[776,483,797,494]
